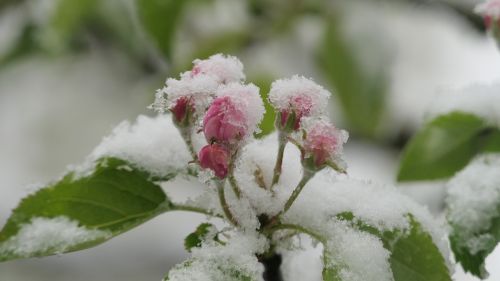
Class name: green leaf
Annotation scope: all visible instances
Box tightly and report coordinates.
[449,215,500,279]
[333,213,451,281]
[0,157,172,262]
[317,19,387,138]
[397,111,500,182]
[136,0,188,60]
[184,223,215,252]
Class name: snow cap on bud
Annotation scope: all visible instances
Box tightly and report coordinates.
[475,0,500,29]
[184,53,245,84]
[150,75,219,126]
[302,118,348,171]
[269,75,330,132]
[203,83,265,145]
[198,144,230,179]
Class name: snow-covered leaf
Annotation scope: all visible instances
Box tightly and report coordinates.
[323,213,452,281]
[165,234,265,281]
[136,0,188,60]
[446,154,500,279]
[398,111,500,182]
[164,258,255,281]
[0,157,172,262]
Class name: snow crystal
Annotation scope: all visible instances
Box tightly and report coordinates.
[0,216,110,258]
[166,232,266,281]
[446,153,500,254]
[268,75,330,116]
[429,81,500,127]
[151,74,219,114]
[185,53,246,84]
[80,115,192,178]
[216,82,265,138]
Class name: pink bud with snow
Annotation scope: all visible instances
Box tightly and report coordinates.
[203,83,265,145]
[184,54,246,84]
[302,118,349,170]
[476,0,500,29]
[150,74,219,126]
[198,144,230,179]
[268,75,330,132]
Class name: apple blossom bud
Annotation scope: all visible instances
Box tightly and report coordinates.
[198,144,230,179]
[203,83,265,145]
[169,96,193,127]
[185,53,245,84]
[302,118,349,171]
[269,75,330,132]
[476,0,500,42]
[150,75,219,126]
[203,96,246,144]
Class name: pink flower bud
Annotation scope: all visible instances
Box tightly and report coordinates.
[203,83,264,145]
[269,75,330,131]
[198,144,230,179]
[302,118,348,169]
[170,96,192,126]
[203,96,247,144]
[150,75,218,124]
[476,0,500,29]
[186,54,245,84]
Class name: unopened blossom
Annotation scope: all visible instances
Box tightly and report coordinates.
[203,83,265,145]
[198,144,230,179]
[268,75,330,132]
[302,118,348,169]
[475,0,500,29]
[184,53,245,84]
[150,74,219,126]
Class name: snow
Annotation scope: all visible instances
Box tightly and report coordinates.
[0,216,111,258]
[188,53,246,84]
[166,232,266,281]
[446,153,500,256]
[428,80,500,127]
[268,75,330,116]
[324,220,394,281]
[81,115,192,178]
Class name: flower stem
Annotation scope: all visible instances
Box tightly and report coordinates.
[171,204,219,217]
[271,132,288,189]
[282,169,315,213]
[216,181,239,226]
[179,126,198,162]
[262,170,316,231]
[228,160,242,199]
